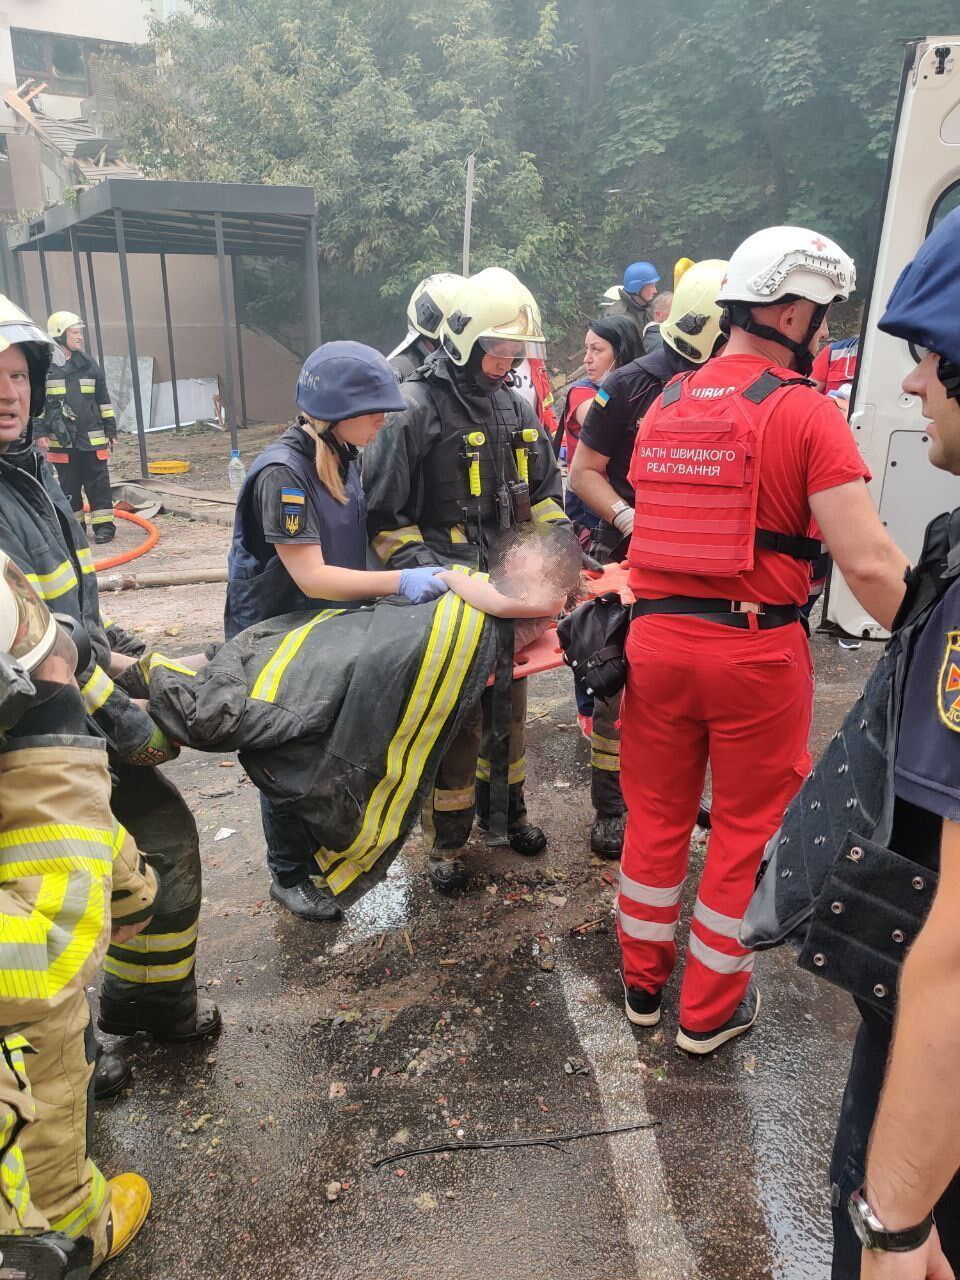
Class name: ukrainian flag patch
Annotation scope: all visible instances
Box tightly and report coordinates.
[594,388,610,408]
[280,486,306,537]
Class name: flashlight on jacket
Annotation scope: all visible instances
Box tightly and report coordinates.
[463,431,485,497]
[513,428,539,485]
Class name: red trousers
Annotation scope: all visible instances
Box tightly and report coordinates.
[618,614,813,1031]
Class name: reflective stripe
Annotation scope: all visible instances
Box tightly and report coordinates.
[371,525,425,564]
[476,756,525,785]
[450,525,468,544]
[23,559,78,602]
[79,379,97,391]
[102,952,196,984]
[81,665,115,715]
[50,1165,107,1238]
[619,872,684,908]
[145,653,198,683]
[101,612,114,627]
[531,498,566,524]
[117,922,198,954]
[687,933,755,974]
[99,405,116,418]
[89,509,114,524]
[693,898,742,940]
[46,381,66,394]
[617,908,678,943]
[88,436,108,447]
[77,548,95,575]
[250,610,342,703]
[319,590,485,892]
[432,785,475,812]
[0,1114,32,1220]
[591,747,620,772]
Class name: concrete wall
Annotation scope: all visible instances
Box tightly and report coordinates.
[16,250,301,426]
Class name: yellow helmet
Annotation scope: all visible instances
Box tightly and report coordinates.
[441,268,545,366]
[673,257,695,288]
[661,259,729,364]
[406,273,466,342]
[47,311,83,340]
[0,295,62,417]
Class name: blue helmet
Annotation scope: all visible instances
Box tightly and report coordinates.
[879,208,960,367]
[623,261,660,294]
[296,341,406,421]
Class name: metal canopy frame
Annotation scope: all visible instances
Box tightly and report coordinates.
[9,179,322,475]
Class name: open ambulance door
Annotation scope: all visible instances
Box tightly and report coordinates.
[825,37,960,637]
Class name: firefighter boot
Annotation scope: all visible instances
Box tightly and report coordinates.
[590,812,625,859]
[427,856,470,893]
[269,877,342,923]
[98,991,221,1043]
[102,1174,151,1266]
[93,1049,131,1101]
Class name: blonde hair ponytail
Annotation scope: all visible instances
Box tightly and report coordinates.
[299,415,347,505]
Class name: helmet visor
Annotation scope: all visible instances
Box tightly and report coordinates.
[3,558,56,671]
[477,336,545,359]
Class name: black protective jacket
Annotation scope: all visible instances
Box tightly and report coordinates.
[39,349,116,452]
[363,352,568,571]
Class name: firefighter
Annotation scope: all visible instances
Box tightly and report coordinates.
[36,313,117,544]
[0,552,156,1276]
[388,273,466,381]
[605,261,661,338]
[617,226,910,1053]
[363,267,569,892]
[569,260,728,858]
[225,341,449,921]
[0,293,219,1047]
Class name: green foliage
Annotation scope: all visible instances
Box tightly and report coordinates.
[108,0,958,357]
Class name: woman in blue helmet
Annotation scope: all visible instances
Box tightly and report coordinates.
[225,340,448,921]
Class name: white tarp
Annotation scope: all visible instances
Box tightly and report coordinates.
[104,357,155,435]
[152,377,221,430]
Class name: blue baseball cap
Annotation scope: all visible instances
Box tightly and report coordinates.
[879,208,960,366]
[623,261,660,293]
[296,341,407,421]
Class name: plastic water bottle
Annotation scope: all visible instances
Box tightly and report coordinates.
[227,450,246,493]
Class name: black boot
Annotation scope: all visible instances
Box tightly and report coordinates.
[94,1050,132,1100]
[508,824,547,856]
[99,994,222,1042]
[269,877,342,923]
[428,856,470,893]
[93,524,116,545]
[590,812,625,859]
[696,799,712,830]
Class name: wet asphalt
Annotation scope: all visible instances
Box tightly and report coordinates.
[93,633,877,1280]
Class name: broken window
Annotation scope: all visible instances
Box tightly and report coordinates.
[10,29,141,97]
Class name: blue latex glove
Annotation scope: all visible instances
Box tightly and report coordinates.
[398,565,449,604]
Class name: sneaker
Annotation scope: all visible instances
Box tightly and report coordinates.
[577,713,592,741]
[676,982,760,1055]
[622,978,662,1027]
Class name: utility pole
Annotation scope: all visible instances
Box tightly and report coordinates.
[462,151,476,276]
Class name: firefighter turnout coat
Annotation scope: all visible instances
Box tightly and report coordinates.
[362,352,568,571]
[38,350,116,455]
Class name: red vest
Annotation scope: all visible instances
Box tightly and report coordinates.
[628,369,814,579]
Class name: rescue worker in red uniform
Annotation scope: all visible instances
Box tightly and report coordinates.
[617,226,910,1054]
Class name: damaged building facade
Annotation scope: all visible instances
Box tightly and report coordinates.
[0,0,301,428]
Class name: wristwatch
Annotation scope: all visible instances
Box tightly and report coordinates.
[847,1188,934,1253]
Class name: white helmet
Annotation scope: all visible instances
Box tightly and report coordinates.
[718,226,855,308]
[661,259,728,364]
[718,226,855,373]
[406,273,466,341]
[599,285,621,308]
[441,268,545,367]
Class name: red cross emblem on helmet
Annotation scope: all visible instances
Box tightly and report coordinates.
[812,237,827,251]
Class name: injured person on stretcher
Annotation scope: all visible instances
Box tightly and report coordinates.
[128,524,582,914]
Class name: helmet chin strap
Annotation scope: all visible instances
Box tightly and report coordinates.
[729,301,829,377]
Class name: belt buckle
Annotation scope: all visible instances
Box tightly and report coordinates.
[731,600,764,615]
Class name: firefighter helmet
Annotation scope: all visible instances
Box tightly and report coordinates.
[673,257,695,288]
[406,273,466,342]
[718,226,855,308]
[47,311,84,340]
[441,268,546,366]
[599,286,621,308]
[661,259,729,365]
[0,294,63,418]
[0,551,58,674]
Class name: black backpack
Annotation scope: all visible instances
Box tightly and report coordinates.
[557,592,630,699]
